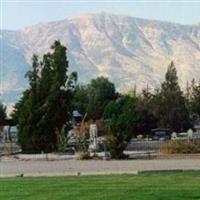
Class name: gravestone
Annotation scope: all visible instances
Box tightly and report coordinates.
[89,124,98,152]
[171,132,177,140]
[187,129,193,139]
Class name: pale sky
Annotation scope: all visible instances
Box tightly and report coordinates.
[1,0,200,30]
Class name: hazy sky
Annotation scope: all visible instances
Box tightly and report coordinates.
[1,0,200,30]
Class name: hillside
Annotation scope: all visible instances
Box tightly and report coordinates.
[1,13,200,110]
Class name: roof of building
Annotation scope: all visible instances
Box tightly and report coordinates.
[73,110,82,118]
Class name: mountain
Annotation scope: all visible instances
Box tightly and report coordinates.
[1,13,200,112]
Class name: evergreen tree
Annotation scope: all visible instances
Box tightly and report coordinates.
[0,102,6,121]
[190,81,200,117]
[13,41,77,153]
[12,55,40,152]
[36,41,77,152]
[13,55,40,152]
[134,89,158,136]
[153,62,190,132]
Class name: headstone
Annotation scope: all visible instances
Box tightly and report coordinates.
[187,129,193,139]
[89,124,98,151]
[137,134,143,140]
[171,132,177,140]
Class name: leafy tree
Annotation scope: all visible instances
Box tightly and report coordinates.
[104,95,137,158]
[72,77,117,119]
[71,85,89,115]
[152,62,190,132]
[13,41,77,153]
[87,77,117,119]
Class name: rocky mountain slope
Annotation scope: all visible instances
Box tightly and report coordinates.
[1,13,200,111]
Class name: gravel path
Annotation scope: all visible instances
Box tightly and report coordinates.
[1,159,200,177]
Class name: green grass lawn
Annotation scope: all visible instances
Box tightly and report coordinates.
[0,173,200,200]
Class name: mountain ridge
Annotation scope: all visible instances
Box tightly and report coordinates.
[1,13,200,112]
[8,12,200,31]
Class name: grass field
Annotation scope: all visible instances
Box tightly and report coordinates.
[0,173,200,200]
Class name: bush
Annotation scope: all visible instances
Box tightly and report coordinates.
[104,96,137,159]
[160,140,200,154]
[106,134,129,159]
[78,152,91,160]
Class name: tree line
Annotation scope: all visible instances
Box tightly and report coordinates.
[8,41,200,157]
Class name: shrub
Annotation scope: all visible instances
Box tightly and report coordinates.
[104,96,137,159]
[160,140,200,154]
[78,152,91,160]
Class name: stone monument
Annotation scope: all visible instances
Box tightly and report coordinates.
[89,124,98,152]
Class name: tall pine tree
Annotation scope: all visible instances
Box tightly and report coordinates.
[153,62,190,132]
[191,81,200,118]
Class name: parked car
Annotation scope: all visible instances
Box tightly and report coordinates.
[152,128,171,141]
[153,132,170,141]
